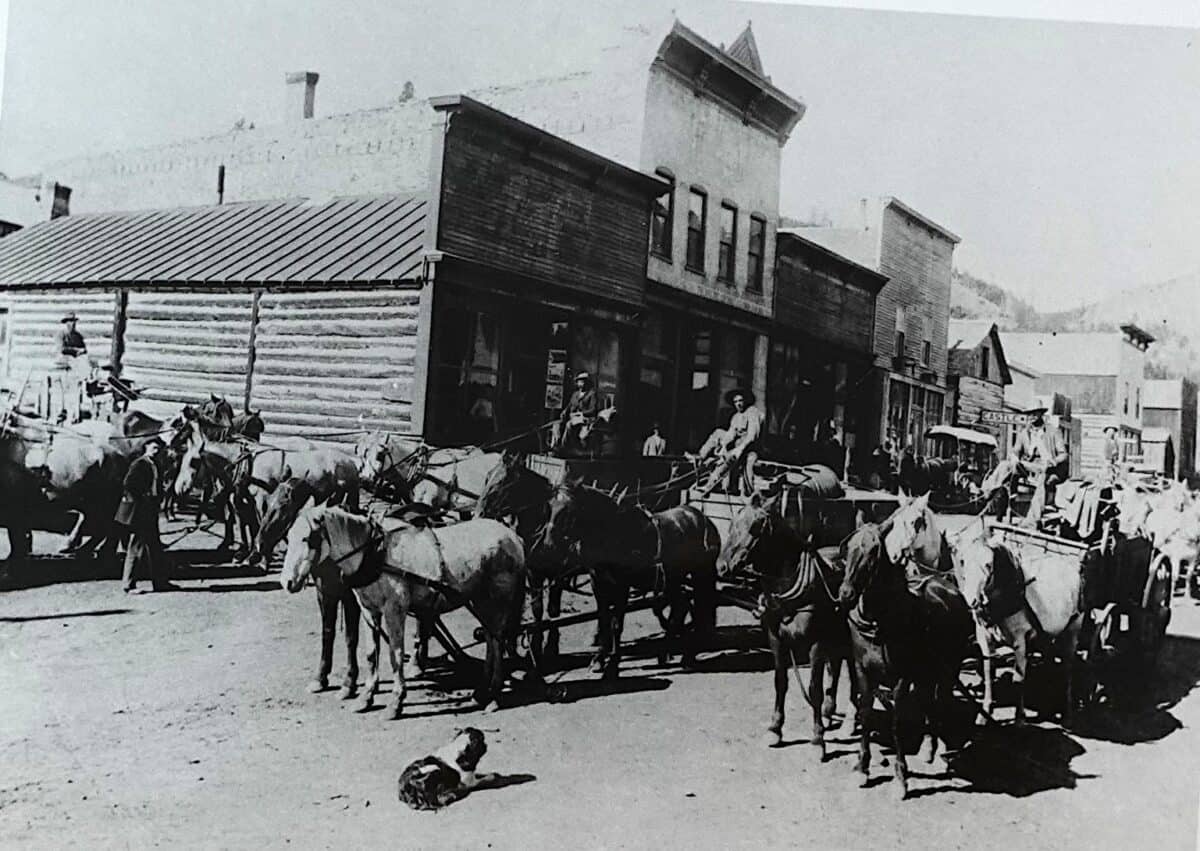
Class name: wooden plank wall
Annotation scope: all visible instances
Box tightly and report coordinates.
[437,112,649,307]
[774,254,874,353]
[3,288,116,391]
[122,291,255,411]
[250,287,419,441]
[953,374,1003,426]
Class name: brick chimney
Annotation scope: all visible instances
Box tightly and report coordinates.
[284,71,319,122]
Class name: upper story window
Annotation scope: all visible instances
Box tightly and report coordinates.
[1124,383,1130,415]
[894,305,908,361]
[979,346,990,379]
[686,188,707,272]
[1136,387,1141,419]
[718,203,737,284]
[650,169,674,260]
[922,340,932,367]
[747,215,766,293]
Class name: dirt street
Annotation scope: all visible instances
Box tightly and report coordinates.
[2,524,1199,850]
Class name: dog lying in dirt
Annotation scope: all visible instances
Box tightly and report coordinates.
[397,728,494,811]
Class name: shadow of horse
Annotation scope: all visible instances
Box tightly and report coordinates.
[929,724,1093,798]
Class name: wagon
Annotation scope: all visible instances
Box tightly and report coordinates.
[986,519,1171,700]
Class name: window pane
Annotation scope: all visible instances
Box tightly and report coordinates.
[651,174,673,258]
[718,204,736,282]
[747,216,765,291]
[687,190,706,270]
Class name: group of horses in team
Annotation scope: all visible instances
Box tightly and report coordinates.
[3,399,1193,801]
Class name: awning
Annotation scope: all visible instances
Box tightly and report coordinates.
[0,193,427,289]
[927,424,998,448]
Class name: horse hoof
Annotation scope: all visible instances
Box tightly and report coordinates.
[854,771,870,789]
[601,665,620,682]
[482,701,501,714]
[893,782,909,802]
[589,658,606,675]
[388,704,404,721]
[354,700,374,714]
[764,731,782,748]
[338,685,357,701]
[307,678,328,694]
[545,685,568,704]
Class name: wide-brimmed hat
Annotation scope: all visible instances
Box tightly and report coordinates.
[573,372,591,383]
[61,311,78,323]
[725,388,756,406]
[1103,425,1118,435]
[1024,406,1047,416]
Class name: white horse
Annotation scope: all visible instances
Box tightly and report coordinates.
[950,520,1085,726]
[280,505,528,718]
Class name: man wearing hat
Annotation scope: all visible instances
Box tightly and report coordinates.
[557,371,598,454]
[1014,405,1069,526]
[1102,425,1121,481]
[699,388,763,496]
[117,438,176,593]
[53,312,89,422]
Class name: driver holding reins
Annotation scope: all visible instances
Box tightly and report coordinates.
[1013,405,1068,527]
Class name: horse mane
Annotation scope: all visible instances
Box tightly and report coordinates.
[476,461,551,518]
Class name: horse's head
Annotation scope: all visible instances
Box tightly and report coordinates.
[254,478,315,564]
[717,490,782,579]
[202,394,235,427]
[235,410,265,441]
[475,450,543,527]
[838,522,886,610]
[542,479,598,555]
[882,494,936,567]
[173,424,207,496]
[281,503,325,593]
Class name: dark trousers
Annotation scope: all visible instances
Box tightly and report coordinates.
[121,516,167,590]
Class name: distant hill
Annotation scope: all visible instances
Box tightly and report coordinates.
[950,269,1200,381]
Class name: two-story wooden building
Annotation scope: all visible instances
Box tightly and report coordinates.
[769,229,886,471]
[796,197,961,458]
[946,319,1012,434]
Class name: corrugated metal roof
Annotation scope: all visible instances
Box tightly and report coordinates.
[0,194,427,288]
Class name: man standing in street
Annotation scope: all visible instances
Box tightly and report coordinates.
[1014,406,1069,527]
[117,439,176,593]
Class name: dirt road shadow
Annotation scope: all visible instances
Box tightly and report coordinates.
[944,724,1092,797]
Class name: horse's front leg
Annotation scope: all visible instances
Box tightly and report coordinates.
[355,607,383,714]
[60,511,86,553]
[1013,628,1029,726]
[527,576,546,672]
[891,677,911,801]
[604,583,629,680]
[823,646,842,729]
[589,574,612,674]
[381,598,408,720]
[546,578,563,662]
[340,586,361,700]
[976,621,996,723]
[852,661,873,787]
[765,623,787,748]
[310,576,338,693]
[1061,616,1082,729]
[810,641,829,762]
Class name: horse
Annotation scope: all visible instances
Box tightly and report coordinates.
[174,424,360,557]
[948,517,1085,726]
[838,495,973,800]
[255,479,362,697]
[716,489,851,759]
[280,506,528,717]
[475,450,578,669]
[540,480,719,679]
[897,450,956,497]
[354,432,500,513]
[354,431,424,502]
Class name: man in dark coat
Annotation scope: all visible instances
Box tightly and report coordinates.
[557,372,598,453]
[118,439,175,593]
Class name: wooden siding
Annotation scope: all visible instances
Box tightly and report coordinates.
[874,205,953,384]
[122,291,255,408]
[437,112,650,307]
[249,287,419,440]
[953,375,1003,426]
[774,253,874,353]
[3,288,116,387]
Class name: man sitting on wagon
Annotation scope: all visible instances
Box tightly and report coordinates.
[555,371,598,455]
[697,388,763,497]
[1014,405,1069,528]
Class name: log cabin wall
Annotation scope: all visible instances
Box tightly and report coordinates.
[249,286,420,440]
[121,290,256,409]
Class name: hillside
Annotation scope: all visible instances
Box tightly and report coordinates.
[951,269,1200,380]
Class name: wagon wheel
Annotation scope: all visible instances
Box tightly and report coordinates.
[1138,553,1173,669]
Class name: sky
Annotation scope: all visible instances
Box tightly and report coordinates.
[0,0,1196,311]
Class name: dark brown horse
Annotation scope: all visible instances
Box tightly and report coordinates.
[540,480,718,679]
[838,500,973,800]
[716,490,851,760]
[475,451,577,669]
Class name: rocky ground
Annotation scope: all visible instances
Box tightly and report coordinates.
[2,521,1199,850]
